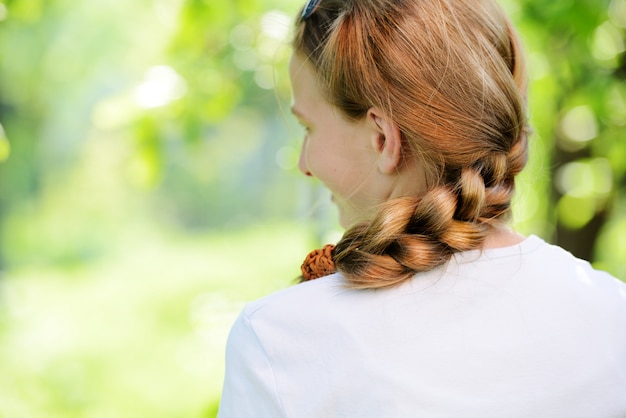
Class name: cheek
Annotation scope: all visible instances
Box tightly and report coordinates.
[303,140,332,180]
[308,150,343,192]
[307,140,364,196]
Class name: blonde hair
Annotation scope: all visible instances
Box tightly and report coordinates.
[293,0,529,289]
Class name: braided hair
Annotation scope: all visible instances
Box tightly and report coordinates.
[294,0,530,289]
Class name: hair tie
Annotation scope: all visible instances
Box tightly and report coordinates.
[300,244,336,281]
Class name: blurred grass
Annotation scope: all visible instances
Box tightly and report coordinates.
[0,222,313,418]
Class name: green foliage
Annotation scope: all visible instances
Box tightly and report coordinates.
[0,0,625,416]
[512,0,626,277]
[0,223,312,417]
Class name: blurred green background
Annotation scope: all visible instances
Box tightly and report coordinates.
[0,0,624,416]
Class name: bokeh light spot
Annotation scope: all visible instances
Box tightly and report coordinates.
[591,21,625,61]
[609,0,626,28]
[559,105,598,143]
[261,11,291,41]
[254,65,274,89]
[229,24,255,50]
[557,195,596,230]
[275,146,298,170]
[556,158,613,198]
[0,3,8,21]
[133,65,187,109]
[233,49,258,71]
[556,162,594,198]
[606,85,626,126]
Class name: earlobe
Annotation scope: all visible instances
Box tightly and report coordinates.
[367,108,403,175]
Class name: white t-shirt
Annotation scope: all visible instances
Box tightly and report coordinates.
[218,235,626,417]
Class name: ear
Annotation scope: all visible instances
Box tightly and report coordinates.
[366,107,403,175]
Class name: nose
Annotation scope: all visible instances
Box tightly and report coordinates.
[298,141,312,177]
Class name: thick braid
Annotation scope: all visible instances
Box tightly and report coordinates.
[334,133,528,289]
[334,188,482,289]
[456,167,486,222]
[477,133,529,221]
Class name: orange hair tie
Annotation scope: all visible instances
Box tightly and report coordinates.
[300,244,336,281]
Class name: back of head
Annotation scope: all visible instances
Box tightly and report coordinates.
[293,0,530,289]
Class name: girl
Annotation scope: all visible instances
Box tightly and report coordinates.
[218,0,626,416]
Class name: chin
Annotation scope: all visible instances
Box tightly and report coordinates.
[337,204,372,230]
[338,210,362,230]
[337,210,351,230]
[338,216,350,230]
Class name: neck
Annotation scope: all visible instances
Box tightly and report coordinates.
[482,224,525,249]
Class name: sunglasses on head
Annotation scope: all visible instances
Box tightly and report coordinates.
[302,0,321,19]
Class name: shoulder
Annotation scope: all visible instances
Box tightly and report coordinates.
[476,234,622,283]
[509,236,626,313]
[530,236,624,286]
[226,273,371,361]
[240,273,350,322]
